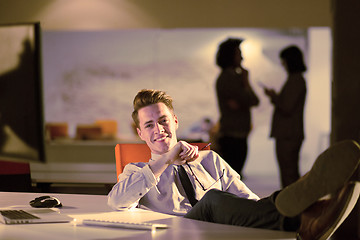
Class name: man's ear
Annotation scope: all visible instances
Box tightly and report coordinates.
[137,127,144,140]
[174,115,179,130]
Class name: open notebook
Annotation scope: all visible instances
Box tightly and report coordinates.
[0,208,73,224]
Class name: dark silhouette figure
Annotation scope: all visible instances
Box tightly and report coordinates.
[0,39,41,154]
[263,45,307,188]
[215,38,259,177]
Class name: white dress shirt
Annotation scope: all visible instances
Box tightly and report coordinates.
[107,150,259,216]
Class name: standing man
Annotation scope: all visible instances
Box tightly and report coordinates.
[216,38,259,177]
[108,89,360,240]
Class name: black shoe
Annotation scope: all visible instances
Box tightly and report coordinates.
[296,182,360,240]
[275,140,360,217]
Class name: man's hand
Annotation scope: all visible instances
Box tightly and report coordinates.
[264,88,278,103]
[264,88,276,97]
[149,141,199,178]
[241,68,250,88]
[169,141,199,165]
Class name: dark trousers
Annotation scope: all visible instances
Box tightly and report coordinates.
[218,136,247,176]
[184,189,300,232]
[275,139,303,188]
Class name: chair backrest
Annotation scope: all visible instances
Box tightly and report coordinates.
[115,142,210,181]
[0,160,32,192]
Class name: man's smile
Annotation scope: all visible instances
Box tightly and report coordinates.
[154,135,169,142]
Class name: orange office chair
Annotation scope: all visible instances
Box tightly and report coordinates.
[115,142,210,181]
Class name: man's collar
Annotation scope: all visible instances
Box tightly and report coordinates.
[150,152,179,167]
[150,152,162,162]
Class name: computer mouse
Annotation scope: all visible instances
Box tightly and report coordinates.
[29,196,63,208]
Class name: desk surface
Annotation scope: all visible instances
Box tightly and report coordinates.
[0,192,295,240]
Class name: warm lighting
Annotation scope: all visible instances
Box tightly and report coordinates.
[241,39,263,62]
[75,124,102,140]
[45,122,69,140]
[95,120,117,139]
[38,0,159,30]
[0,25,35,73]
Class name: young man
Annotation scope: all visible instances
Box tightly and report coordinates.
[108,89,360,240]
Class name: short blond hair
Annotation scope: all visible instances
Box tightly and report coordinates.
[132,89,174,128]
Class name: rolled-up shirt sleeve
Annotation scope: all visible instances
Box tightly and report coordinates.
[107,162,157,210]
[200,151,260,201]
[217,156,260,201]
[226,177,260,201]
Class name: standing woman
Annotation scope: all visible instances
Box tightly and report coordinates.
[264,45,307,188]
[215,38,259,177]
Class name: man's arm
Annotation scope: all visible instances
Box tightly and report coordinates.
[207,150,260,201]
[226,178,260,201]
[107,141,199,210]
[218,69,259,111]
[107,163,157,210]
[149,141,199,178]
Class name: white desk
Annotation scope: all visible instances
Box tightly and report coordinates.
[0,192,296,240]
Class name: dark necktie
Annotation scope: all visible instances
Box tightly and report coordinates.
[178,165,198,207]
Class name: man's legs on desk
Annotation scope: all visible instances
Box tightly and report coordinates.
[185,189,300,231]
[185,140,360,240]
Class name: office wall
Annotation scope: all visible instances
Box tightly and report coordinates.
[41,28,308,140]
[0,0,331,30]
[0,1,332,178]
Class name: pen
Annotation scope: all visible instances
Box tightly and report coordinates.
[200,142,211,150]
[184,143,210,167]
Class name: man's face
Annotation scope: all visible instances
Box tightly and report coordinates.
[136,102,178,155]
[234,47,243,65]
